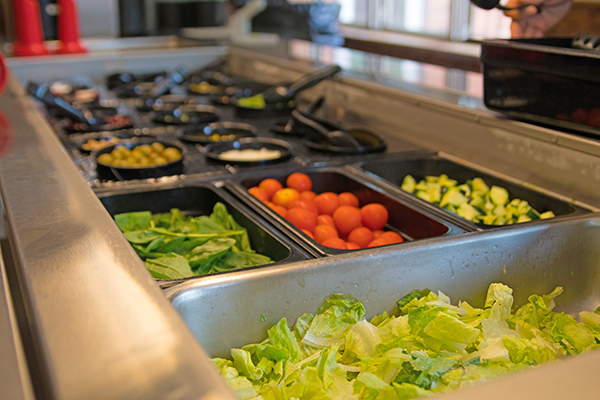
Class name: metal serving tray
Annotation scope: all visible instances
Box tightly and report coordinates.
[97,182,312,288]
[166,215,600,399]
[226,166,467,257]
[355,153,592,231]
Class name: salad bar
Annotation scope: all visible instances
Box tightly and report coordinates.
[3,40,600,400]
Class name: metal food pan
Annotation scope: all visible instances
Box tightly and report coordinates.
[97,182,312,288]
[357,154,591,230]
[166,215,600,400]
[226,166,466,257]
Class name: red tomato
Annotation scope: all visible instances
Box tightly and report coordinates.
[316,214,335,227]
[347,227,374,249]
[314,192,339,216]
[333,206,362,235]
[346,242,360,250]
[372,230,384,239]
[301,229,314,239]
[360,204,389,230]
[248,187,268,202]
[288,199,319,218]
[271,205,287,218]
[322,237,347,249]
[287,208,317,232]
[338,192,359,208]
[314,225,339,244]
[286,172,312,192]
[272,188,300,208]
[300,191,317,201]
[572,108,589,125]
[259,178,283,200]
[378,231,404,244]
[367,238,393,248]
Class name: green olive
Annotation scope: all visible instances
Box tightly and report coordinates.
[97,153,113,164]
[151,142,165,152]
[163,147,182,162]
[137,144,153,156]
[154,156,168,165]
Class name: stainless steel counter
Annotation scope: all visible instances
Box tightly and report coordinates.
[2,39,599,400]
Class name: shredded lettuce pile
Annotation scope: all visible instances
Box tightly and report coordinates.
[212,284,600,400]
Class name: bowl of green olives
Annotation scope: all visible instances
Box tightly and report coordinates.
[93,140,185,181]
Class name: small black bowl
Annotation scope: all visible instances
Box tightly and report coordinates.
[151,105,219,125]
[133,94,194,112]
[204,137,292,166]
[177,122,257,144]
[77,131,156,154]
[233,98,296,119]
[93,140,185,181]
[303,128,387,155]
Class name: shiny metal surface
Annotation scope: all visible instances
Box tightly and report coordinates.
[167,214,600,399]
[0,73,236,399]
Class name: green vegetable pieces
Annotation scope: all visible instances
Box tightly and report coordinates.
[114,203,272,279]
[214,283,600,400]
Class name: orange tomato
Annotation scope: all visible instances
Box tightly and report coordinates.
[316,214,335,227]
[314,225,339,244]
[321,237,347,249]
[372,230,384,239]
[346,242,360,250]
[347,227,374,249]
[367,237,393,248]
[333,206,362,235]
[259,178,283,200]
[271,205,287,218]
[338,192,359,208]
[286,172,312,192]
[288,199,319,218]
[301,229,314,239]
[314,192,339,216]
[272,188,300,208]
[360,203,389,231]
[286,207,317,232]
[378,231,404,244]
[300,191,317,201]
[248,187,268,202]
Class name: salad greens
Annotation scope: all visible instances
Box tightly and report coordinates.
[115,203,272,279]
[213,283,600,400]
[401,174,555,225]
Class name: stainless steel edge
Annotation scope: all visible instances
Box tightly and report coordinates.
[0,72,236,399]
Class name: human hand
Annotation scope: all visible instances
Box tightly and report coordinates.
[503,0,572,38]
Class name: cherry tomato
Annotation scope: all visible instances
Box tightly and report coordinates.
[360,203,389,231]
[286,172,312,192]
[272,188,300,208]
[346,242,360,250]
[572,108,589,125]
[333,206,362,235]
[322,237,347,249]
[314,192,339,216]
[378,231,404,244]
[347,227,374,249]
[372,230,384,239]
[367,237,394,248]
[248,187,268,202]
[270,205,287,218]
[338,192,359,208]
[286,207,317,232]
[300,191,317,201]
[301,229,314,239]
[259,178,283,200]
[314,225,339,244]
[288,199,319,218]
[316,214,335,227]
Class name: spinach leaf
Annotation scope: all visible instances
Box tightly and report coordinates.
[188,238,236,270]
[211,251,272,272]
[123,230,163,244]
[144,254,193,279]
[228,215,253,253]
[210,202,231,228]
[115,211,152,232]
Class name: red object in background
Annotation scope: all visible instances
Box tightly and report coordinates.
[12,0,50,57]
[56,0,87,54]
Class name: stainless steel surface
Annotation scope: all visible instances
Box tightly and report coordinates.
[78,0,119,38]
[0,246,34,400]
[0,71,236,400]
[166,214,600,399]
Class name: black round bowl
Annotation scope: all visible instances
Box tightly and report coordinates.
[233,98,296,119]
[77,131,155,154]
[151,105,219,125]
[93,140,185,181]
[204,137,292,166]
[303,128,387,155]
[134,94,194,112]
[177,122,257,144]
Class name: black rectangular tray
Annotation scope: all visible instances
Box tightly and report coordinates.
[97,183,312,288]
[226,166,467,257]
[357,154,590,230]
[481,37,600,138]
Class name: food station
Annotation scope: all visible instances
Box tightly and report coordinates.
[3,1,600,399]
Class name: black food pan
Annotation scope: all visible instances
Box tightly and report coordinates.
[227,167,462,257]
[358,154,591,230]
[204,137,292,166]
[177,122,257,144]
[151,105,219,125]
[97,184,312,288]
[93,139,185,181]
